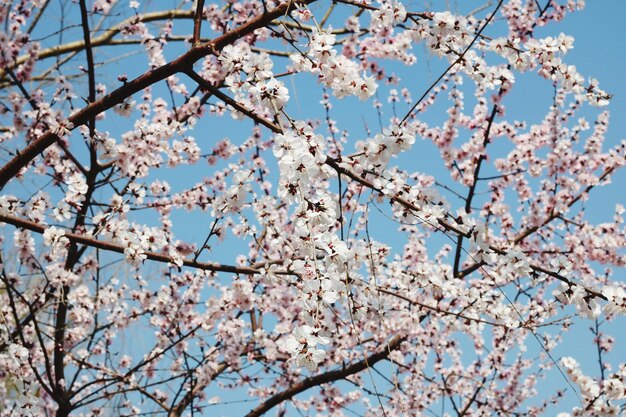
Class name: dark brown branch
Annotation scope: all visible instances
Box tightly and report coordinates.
[452,101,501,277]
[244,335,405,417]
[0,213,288,276]
[459,376,488,416]
[78,0,96,108]
[168,363,228,417]
[192,0,206,45]
[184,70,282,132]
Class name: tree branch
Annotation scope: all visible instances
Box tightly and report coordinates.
[512,166,616,244]
[192,0,206,45]
[0,213,289,276]
[244,335,405,417]
[0,9,196,79]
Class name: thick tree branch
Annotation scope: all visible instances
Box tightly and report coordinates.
[0,213,289,275]
[244,335,405,417]
[453,99,501,277]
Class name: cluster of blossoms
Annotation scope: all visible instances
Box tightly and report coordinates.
[409,11,608,104]
[0,336,39,415]
[0,0,39,82]
[112,90,203,178]
[290,29,378,100]
[283,324,330,371]
[370,1,407,31]
[42,225,68,248]
[97,214,182,267]
[64,173,88,207]
[219,42,289,116]
[525,33,610,105]
[273,122,349,370]
[354,126,416,171]
[550,282,626,320]
[558,357,625,416]
[412,12,516,91]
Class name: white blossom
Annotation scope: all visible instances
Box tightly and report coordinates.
[43,226,69,248]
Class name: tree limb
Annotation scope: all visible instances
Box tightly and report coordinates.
[244,335,405,417]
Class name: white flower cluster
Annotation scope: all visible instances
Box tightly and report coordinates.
[45,262,80,287]
[98,217,182,268]
[553,282,602,319]
[411,12,609,104]
[502,248,533,279]
[412,12,516,91]
[0,338,40,414]
[0,194,20,215]
[354,126,416,171]
[65,172,88,206]
[43,226,69,250]
[290,29,377,100]
[603,286,626,316]
[370,1,407,32]
[525,34,609,105]
[25,191,49,224]
[212,168,254,215]
[273,123,328,203]
[219,43,289,115]
[559,357,625,416]
[50,118,74,139]
[283,325,330,371]
[468,222,493,263]
[273,123,349,371]
[369,169,449,227]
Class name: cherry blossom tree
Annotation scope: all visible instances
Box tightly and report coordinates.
[0,0,624,416]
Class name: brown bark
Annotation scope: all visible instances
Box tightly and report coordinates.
[244,335,405,417]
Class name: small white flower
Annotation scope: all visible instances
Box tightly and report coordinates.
[0,195,20,215]
[114,99,135,117]
[310,31,336,53]
[124,245,147,266]
[51,119,74,138]
[604,378,625,400]
[43,226,69,248]
[67,173,88,197]
[603,286,626,316]
[284,325,329,371]
[249,78,289,110]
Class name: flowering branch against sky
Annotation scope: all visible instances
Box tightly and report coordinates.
[0,1,624,416]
